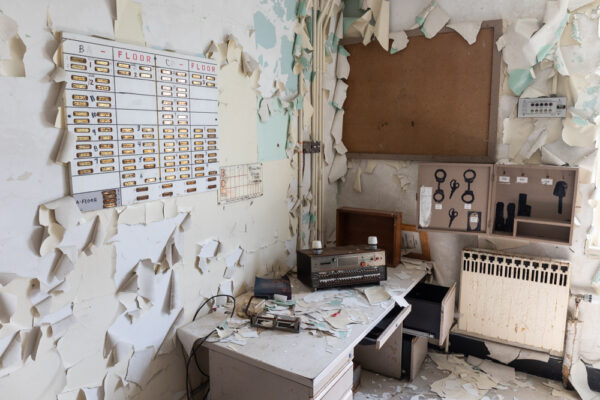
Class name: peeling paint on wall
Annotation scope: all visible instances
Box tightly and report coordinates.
[0,1,298,398]
[253,11,277,49]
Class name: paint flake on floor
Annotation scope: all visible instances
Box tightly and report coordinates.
[354,352,580,400]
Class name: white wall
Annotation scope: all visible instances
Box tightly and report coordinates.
[0,0,298,399]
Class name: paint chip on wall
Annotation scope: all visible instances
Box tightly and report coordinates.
[0,13,26,77]
[258,105,289,162]
[416,1,449,39]
[114,0,145,46]
[254,11,277,49]
[389,31,408,54]
[447,21,482,45]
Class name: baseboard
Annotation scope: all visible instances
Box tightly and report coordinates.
[446,332,600,392]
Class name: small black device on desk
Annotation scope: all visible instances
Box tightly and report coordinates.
[297,243,386,290]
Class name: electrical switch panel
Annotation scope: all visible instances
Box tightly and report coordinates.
[517,96,567,118]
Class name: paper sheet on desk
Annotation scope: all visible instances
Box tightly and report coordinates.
[363,286,391,305]
[390,294,410,308]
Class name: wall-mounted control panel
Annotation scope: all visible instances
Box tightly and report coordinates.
[517,96,567,118]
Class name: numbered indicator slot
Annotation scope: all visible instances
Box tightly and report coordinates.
[66,90,115,110]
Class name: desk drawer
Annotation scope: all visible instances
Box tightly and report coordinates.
[360,304,411,350]
[355,323,404,379]
[354,304,410,380]
[403,282,456,346]
[314,361,353,400]
[401,334,428,381]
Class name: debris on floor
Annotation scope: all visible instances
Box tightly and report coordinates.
[355,351,580,400]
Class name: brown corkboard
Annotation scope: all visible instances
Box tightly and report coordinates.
[342,21,502,162]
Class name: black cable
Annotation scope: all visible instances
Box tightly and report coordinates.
[193,294,236,321]
[191,295,236,373]
[186,330,215,400]
[185,294,237,400]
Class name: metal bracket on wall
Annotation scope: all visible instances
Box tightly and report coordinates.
[302,141,321,154]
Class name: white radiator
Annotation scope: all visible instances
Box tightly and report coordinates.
[457,248,570,355]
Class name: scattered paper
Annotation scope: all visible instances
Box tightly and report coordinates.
[570,359,600,400]
[485,341,521,364]
[364,286,391,305]
[324,309,353,330]
[237,328,259,338]
[518,349,551,363]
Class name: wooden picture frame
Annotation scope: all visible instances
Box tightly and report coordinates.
[400,224,430,261]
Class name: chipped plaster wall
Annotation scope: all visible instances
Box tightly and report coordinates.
[325,0,600,366]
[0,0,299,399]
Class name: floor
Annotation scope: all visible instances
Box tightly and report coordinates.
[354,352,580,400]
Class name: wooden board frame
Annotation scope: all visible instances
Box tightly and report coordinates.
[399,224,430,261]
[341,20,503,162]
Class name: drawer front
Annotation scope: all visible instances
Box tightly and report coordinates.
[439,282,456,346]
[376,304,411,349]
[313,348,353,395]
[355,323,403,380]
[360,304,411,350]
[401,334,428,381]
[314,361,353,400]
[404,282,456,346]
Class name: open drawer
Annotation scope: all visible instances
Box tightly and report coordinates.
[360,304,411,350]
[401,334,428,381]
[403,282,456,346]
[354,304,411,379]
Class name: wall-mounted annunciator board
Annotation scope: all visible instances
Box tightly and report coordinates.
[342,20,502,162]
[61,32,219,211]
